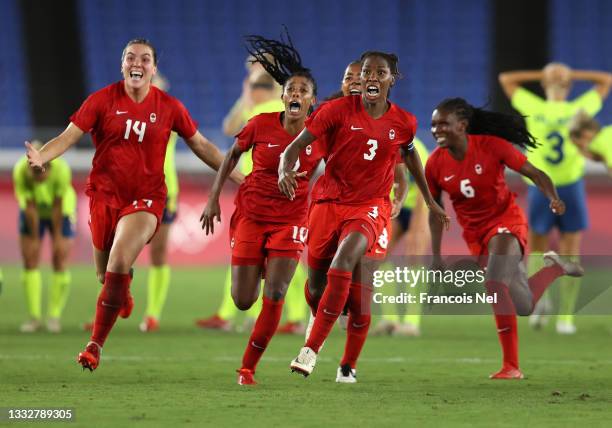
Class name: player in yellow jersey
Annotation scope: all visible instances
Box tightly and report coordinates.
[196,57,308,333]
[568,111,612,176]
[499,63,612,334]
[140,72,180,332]
[372,138,430,337]
[13,141,76,333]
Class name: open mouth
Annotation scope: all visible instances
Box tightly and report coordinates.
[366,85,380,96]
[289,101,301,113]
[435,135,447,143]
[130,70,143,80]
[349,88,361,95]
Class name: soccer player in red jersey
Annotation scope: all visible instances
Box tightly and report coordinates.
[425,98,584,379]
[304,60,409,383]
[200,32,324,386]
[25,39,241,371]
[279,51,448,377]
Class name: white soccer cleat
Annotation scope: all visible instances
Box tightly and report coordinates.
[336,365,357,383]
[529,296,552,330]
[556,321,577,335]
[543,251,584,277]
[393,322,421,337]
[20,319,42,333]
[46,317,62,333]
[290,346,317,377]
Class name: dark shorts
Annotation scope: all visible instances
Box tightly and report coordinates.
[527,179,588,234]
[19,212,75,238]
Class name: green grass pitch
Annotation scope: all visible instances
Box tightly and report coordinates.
[1,265,612,427]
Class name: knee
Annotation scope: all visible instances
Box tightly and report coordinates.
[515,302,533,317]
[231,291,255,311]
[265,280,289,301]
[107,254,132,274]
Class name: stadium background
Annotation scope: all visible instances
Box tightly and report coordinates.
[0,0,611,264]
[2,1,612,426]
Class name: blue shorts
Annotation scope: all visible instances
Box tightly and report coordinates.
[395,207,413,232]
[161,207,177,224]
[527,179,588,234]
[19,212,76,238]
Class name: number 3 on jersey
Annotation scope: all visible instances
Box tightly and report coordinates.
[124,119,147,143]
[363,139,378,160]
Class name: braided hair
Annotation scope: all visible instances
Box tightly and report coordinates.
[436,98,537,150]
[244,28,317,96]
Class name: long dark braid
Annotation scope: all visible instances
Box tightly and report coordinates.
[436,98,537,149]
[244,27,317,96]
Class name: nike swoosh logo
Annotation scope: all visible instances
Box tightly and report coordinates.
[323,308,340,316]
[116,110,128,115]
[101,301,120,308]
[497,327,511,333]
[251,341,265,350]
[352,322,368,328]
[444,175,455,181]
[267,143,280,148]
[374,249,384,254]
[351,126,363,131]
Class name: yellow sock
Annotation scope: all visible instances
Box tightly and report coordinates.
[146,265,170,319]
[22,269,42,320]
[48,271,71,318]
[218,266,238,320]
[558,256,580,325]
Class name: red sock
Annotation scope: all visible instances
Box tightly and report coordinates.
[304,280,320,315]
[528,264,564,305]
[305,268,352,353]
[340,282,372,369]
[493,314,519,370]
[485,280,516,316]
[91,272,131,347]
[241,297,284,371]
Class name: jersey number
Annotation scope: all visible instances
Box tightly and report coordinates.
[124,119,147,143]
[292,226,308,243]
[460,179,475,198]
[544,131,564,165]
[363,139,378,161]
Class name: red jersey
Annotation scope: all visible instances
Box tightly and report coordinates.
[305,96,416,205]
[235,112,325,224]
[70,81,198,208]
[425,134,528,235]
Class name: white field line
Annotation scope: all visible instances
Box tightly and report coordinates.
[1,354,612,366]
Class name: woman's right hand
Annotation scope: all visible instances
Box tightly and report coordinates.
[200,198,221,235]
[278,170,306,200]
[25,141,45,172]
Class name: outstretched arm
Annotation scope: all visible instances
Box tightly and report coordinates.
[185,131,244,185]
[570,70,612,99]
[498,70,543,98]
[199,142,244,235]
[278,128,316,200]
[26,123,84,171]
[402,146,450,229]
[519,161,565,215]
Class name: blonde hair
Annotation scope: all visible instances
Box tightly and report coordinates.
[569,110,601,138]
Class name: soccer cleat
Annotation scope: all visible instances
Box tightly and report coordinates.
[290,346,317,377]
[393,322,421,337]
[277,321,306,335]
[19,319,42,333]
[77,341,101,372]
[46,317,62,333]
[335,364,357,383]
[529,296,552,330]
[237,368,257,386]
[139,316,159,333]
[195,314,233,331]
[370,319,397,336]
[556,321,577,335]
[489,366,524,380]
[543,251,584,277]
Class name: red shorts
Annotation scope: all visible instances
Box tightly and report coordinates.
[307,200,388,270]
[229,210,305,266]
[464,210,528,258]
[88,196,164,251]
